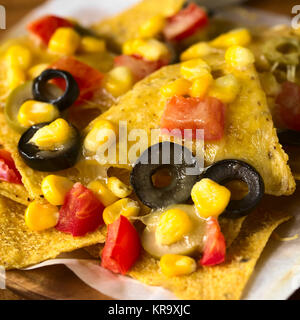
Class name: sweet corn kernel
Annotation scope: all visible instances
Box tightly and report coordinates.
[225,45,255,70]
[25,200,59,231]
[29,118,73,150]
[210,28,252,48]
[104,66,134,97]
[123,38,169,61]
[156,209,192,246]
[107,177,132,198]
[208,74,240,104]
[7,67,26,90]
[41,175,74,206]
[139,15,166,38]
[181,42,215,61]
[48,27,81,55]
[189,73,213,98]
[84,120,117,153]
[17,100,59,128]
[87,180,119,207]
[180,59,211,80]
[6,45,32,70]
[103,198,140,225]
[28,63,49,79]
[160,78,191,97]
[79,36,106,53]
[191,178,231,219]
[160,254,196,277]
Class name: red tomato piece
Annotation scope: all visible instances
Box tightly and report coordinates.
[0,150,22,184]
[163,4,208,42]
[160,95,225,141]
[27,15,73,45]
[50,56,104,103]
[200,217,226,267]
[56,182,104,237]
[276,81,300,131]
[114,55,168,82]
[101,215,141,275]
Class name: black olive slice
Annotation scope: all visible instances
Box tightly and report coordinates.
[203,159,264,218]
[18,122,80,172]
[130,142,202,209]
[32,69,79,111]
[278,130,300,146]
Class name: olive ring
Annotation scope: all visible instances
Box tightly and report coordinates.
[32,69,79,111]
[18,122,81,172]
[203,159,265,218]
[130,142,201,209]
[131,143,265,218]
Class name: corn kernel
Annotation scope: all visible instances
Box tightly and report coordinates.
[84,120,117,153]
[181,42,215,61]
[191,178,231,219]
[87,180,119,207]
[41,175,74,206]
[48,27,81,55]
[28,63,49,79]
[104,66,134,97]
[17,100,59,128]
[180,59,211,80]
[79,36,106,53]
[103,198,140,225]
[25,200,59,231]
[107,177,132,198]
[160,254,196,277]
[210,28,252,48]
[156,208,192,246]
[189,73,213,98]
[29,118,73,150]
[139,15,166,38]
[123,38,169,61]
[6,45,32,70]
[208,74,240,104]
[160,78,191,97]
[225,45,255,70]
[7,67,26,90]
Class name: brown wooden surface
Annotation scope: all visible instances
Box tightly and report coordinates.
[0,0,299,300]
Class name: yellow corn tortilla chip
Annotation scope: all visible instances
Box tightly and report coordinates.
[128,207,290,300]
[0,181,30,206]
[0,196,106,270]
[91,58,295,196]
[93,0,185,51]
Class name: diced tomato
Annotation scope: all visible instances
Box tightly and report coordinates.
[56,182,104,237]
[276,81,300,131]
[49,56,104,103]
[114,55,168,82]
[163,4,208,42]
[101,215,141,275]
[200,217,226,267]
[0,150,22,184]
[160,95,225,141]
[27,15,73,45]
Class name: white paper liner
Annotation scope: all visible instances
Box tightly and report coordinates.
[5,0,300,300]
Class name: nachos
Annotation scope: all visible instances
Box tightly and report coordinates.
[0,0,296,301]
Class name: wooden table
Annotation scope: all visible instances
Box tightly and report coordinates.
[0,0,299,300]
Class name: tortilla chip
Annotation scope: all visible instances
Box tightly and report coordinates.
[92,58,295,196]
[0,196,106,269]
[0,181,30,206]
[93,0,185,51]
[129,207,290,300]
